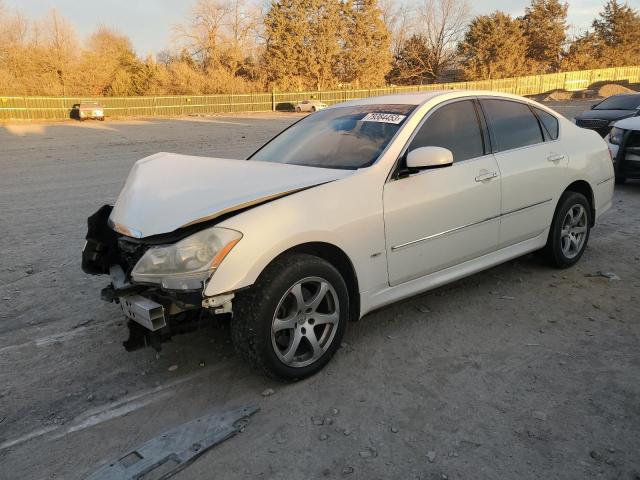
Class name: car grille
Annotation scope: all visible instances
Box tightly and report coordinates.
[575,118,608,129]
[628,131,640,149]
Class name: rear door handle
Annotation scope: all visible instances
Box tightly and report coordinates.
[547,153,566,163]
[475,171,498,182]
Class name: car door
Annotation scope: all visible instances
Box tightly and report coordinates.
[479,98,568,248]
[383,99,501,286]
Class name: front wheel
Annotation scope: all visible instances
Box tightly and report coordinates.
[544,191,591,268]
[295,107,301,113]
[232,253,348,380]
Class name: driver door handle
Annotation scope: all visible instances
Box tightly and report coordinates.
[475,171,498,182]
[547,153,566,163]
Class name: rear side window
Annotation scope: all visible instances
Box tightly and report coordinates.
[533,107,559,140]
[408,100,484,162]
[481,99,544,152]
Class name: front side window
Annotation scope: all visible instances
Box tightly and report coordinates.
[408,100,484,162]
[249,104,416,170]
[481,99,544,152]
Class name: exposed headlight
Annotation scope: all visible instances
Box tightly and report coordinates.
[131,227,242,290]
[609,127,624,145]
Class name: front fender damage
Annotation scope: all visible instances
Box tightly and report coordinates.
[83,204,217,352]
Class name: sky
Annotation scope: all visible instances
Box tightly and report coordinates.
[4,0,608,56]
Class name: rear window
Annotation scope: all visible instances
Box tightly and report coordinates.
[533,107,559,140]
[593,95,640,111]
[481,99,544,152]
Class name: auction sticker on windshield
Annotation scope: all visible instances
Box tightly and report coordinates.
[361,112,406,124]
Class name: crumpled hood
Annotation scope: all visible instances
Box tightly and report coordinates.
[612,116,640,131]
[109,152,353,238]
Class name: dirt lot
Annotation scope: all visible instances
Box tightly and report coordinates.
[1,103,639,480]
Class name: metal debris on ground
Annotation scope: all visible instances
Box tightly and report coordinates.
[86,405,259,480]
[585,271,620,280]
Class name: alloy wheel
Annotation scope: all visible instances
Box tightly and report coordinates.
[560,204,588,259]
[271,276,340,368]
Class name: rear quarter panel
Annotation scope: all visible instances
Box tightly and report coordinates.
[562,120,614,221]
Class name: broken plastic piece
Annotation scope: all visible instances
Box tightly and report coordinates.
[86,405,259,480]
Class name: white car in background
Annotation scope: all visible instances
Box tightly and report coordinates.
[295,99,328,112]
[606,116,640,184]
[83,91,614,379]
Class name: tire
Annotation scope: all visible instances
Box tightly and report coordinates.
[295,107,301,113]
[615,176,626,185]
[311,106,316,112]
[544,191,591,268]
[231,253,349,380]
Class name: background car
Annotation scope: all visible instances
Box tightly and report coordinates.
[295,99,328,113]
[574,93,640,136]
[72,102,105,121]
[606,116,640,184]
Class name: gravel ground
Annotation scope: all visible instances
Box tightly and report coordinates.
[1,102,639,480]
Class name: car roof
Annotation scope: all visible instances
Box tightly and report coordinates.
[609,93,640,99]
[332,90,540,108]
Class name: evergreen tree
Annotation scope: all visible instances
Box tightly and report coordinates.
[521,0,568,72]
[387,34,433,84]
[458,12,530,80]
[562,32,602,70]
[592,0,640,66]
[341,0,392,87]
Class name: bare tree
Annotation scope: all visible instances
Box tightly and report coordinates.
[418,0,470,80]
[39,9,78,95]
[174,0,229,68]
[379,0,413,56]
[173,0,259,74]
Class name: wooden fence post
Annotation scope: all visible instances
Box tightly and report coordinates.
[271,88,275,111]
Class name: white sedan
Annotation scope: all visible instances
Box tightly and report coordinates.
[83,91,614,379]
[295,99,328,112]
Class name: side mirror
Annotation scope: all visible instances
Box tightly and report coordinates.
[406,146,453,170]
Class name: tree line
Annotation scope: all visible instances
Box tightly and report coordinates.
[0,0,638,97]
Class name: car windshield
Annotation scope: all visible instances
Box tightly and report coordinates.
[593,95,640,110]
[249,104,416,169]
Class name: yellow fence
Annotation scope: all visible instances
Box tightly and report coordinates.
[1,66,639,121]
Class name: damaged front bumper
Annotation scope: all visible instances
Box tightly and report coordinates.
[611,129,640,179]
[82,205,234,351]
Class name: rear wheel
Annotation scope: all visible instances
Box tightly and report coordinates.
[311,106,317,112]
[232,253,348,380]
[544,191,591,268]
[295,107,301,113]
